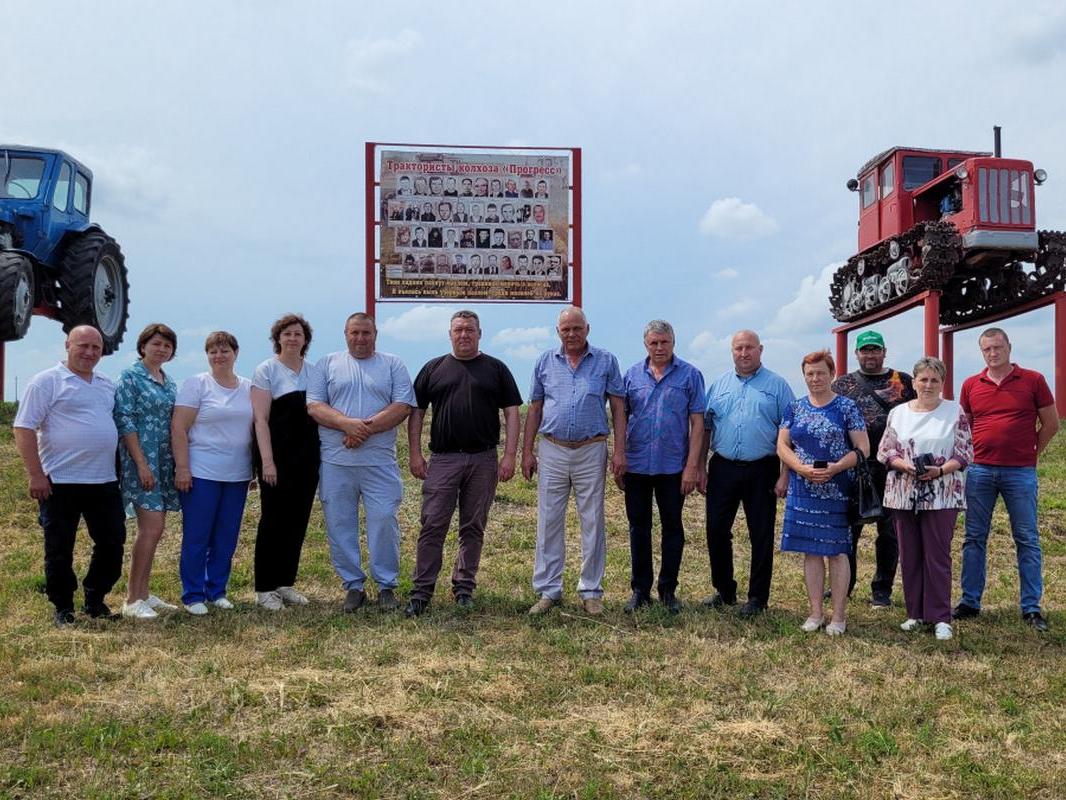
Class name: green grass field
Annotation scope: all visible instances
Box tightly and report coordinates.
[1,410,1064,799]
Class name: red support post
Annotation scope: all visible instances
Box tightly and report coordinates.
[571,147,582,308]
[364,142,377,319]
[835,330,848,377]
[942,330,955,400]
[924,290,940,359]
[1057,294,1066,417]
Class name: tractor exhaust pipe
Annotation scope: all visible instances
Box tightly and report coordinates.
[994,125,1002,158]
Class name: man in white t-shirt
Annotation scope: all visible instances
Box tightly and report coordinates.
[307,312,415,612]
[13,326,126,626]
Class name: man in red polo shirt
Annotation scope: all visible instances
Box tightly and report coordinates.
[955,327,1058,631]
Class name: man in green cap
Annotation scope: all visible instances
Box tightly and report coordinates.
[831,330,916,607]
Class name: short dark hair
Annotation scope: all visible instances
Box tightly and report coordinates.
[345,312,376,332]
[451,310,480,329]
[979,326,1010,344]
[204,331,239,352]
[270,313,313,356]
[136,323,177,359]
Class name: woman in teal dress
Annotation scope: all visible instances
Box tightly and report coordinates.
[114,323,180,619]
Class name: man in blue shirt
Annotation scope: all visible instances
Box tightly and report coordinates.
[698,330,794,616]
[307,313,416,613]
[620,320,705,614]
[521,306,626,616]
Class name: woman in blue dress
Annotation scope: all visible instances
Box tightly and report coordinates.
[777,350,869,636]
[114,323,181,619]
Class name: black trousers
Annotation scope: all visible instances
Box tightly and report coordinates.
[254,466,319,592]
[847,459,898,600]
[623,472,686,596]
[705,454,779,606]
[253,392,321,592]
[38,482,127,611]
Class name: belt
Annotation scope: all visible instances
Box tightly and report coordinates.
[711,452,776,465]
[544,434,608,449]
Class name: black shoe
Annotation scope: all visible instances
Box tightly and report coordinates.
[377,588,399,611]
[738,601,767,618]
[404,599,429,618]
[455,594,474,608]
[823,589,833,601]
[659,592,682,615]
[623,591,652,614]
[952,603,980,620]
[343,588,367,613]
[54,608,76,627]
[870,595,891,610]
[1023,611,1049,632]
[700,593,736,609]
[83,602,116,620]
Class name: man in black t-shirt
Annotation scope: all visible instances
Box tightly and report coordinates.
[831,330,916,607]
[404,310,523,616]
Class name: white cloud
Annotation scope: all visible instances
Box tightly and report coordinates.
[765,261,843,338]
[718,298,757,319]
[379,305,458,341]
[344,29,422,92]
[713,268,739,279]
[491,326,553,360]
[51,143,172,220]
[699,197,778,240]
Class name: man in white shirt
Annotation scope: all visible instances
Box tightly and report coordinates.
[307,313,415,612]
[13,326,126,626]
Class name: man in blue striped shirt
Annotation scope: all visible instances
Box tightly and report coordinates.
[521,306,626,616]
[698,330,794,616]
[620,320,706,614]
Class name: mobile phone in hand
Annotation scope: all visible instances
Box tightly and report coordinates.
[813,460,828,469]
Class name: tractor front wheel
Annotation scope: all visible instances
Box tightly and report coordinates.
[57,230,130,353]
[0,251,35,341]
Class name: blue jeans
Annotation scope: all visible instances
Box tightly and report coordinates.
[960,464,1043,614]
[179,478,249,605]
[319,462,403,591]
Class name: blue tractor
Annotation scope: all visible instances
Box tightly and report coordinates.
[0,146,129,351]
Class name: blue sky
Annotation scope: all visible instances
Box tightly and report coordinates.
[5,1,1066,399]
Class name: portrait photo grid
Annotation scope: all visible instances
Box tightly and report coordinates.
[378,151,569,300]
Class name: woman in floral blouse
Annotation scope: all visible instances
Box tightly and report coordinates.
[877,356,973,641]
[114,323,180,619]
[778,350,869,636]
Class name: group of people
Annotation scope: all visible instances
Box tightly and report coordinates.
[13,310,1057,640]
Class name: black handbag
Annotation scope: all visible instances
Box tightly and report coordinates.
[848,448,883,524]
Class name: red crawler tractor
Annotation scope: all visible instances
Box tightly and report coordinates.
[829,130,1065,325]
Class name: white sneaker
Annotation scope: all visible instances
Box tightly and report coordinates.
[934,622,953,640]
[121,599,158,619]
[184,602,209,616]
[800,616,824,633]
[276,586,309,606]
[256,591,284,611]
[146,594,178,611]
[211,597,235,610]
[900,618,924,632]
[825,621,847,636]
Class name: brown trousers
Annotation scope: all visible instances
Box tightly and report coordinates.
[410,450,499,602]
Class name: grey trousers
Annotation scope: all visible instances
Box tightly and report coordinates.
[532,439,608,600]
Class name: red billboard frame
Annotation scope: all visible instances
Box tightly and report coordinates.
[364,142,582,318]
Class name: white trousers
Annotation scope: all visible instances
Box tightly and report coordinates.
[532,439,607,600]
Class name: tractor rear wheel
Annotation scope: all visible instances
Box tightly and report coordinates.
[0,251,35,341]
[57,229,129,353]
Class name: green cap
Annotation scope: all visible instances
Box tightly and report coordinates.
[855,330,885,350]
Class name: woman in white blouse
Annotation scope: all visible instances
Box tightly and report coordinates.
[877,357,973,640]
[171,331,254,615]
[251,314,320,611]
